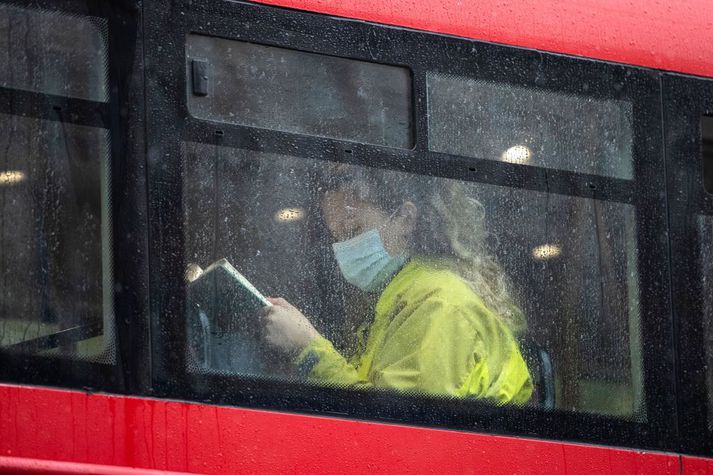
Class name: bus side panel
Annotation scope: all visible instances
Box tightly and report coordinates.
[683,456,713,474]
[0,384,680,474]
[252,0,713,78]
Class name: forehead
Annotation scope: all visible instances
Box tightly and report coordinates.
[321,161,405,210]
[321,190,382,219]
[322,189,363,211]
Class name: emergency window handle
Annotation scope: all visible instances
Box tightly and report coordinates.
[192,59,209,96]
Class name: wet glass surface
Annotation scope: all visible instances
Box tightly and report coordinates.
[181,141,643,417]
[703,116,713,193]
[0,4,109,102]
[0,113,113,361]
[699,215,713,428]
[427,73,634,179]
[186,34,413,148]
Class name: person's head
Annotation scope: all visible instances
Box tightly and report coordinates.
[321,169,418,257]
[320,162,525,334]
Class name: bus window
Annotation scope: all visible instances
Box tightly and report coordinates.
[0,4,108,102]
[703,116,713,193]
[701,223,713,431]
[427,73,634,179]
[182,142,643,417]
[185,34,413,148]
[0,113,113,362]
[182,142,337,376]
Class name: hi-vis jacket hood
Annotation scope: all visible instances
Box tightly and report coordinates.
[295,258,533,404]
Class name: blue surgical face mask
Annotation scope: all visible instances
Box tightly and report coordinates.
[332,228,407,292]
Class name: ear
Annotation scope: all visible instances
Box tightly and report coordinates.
[320,191,347,240]
[397,201,418,234]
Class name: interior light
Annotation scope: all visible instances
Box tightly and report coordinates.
[532,244,562,260]
[501,145,532,164]
[0,170,26,185]
[274,207,305,222]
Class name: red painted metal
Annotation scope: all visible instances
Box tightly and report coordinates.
[683,456,713,474]
[252,0,713,79]
[0,383,680,474]
[0,456,196,475]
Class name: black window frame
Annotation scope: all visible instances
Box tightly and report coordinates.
[144,0,676,452]
[0,0,149,395]
[11,0,713,457]
[663,73,713,456]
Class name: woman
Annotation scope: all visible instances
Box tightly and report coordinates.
[263,164,532,404]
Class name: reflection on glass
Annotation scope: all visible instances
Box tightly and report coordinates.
[0,113,112,362]
[182,143,642,416]
[186,34,413,148]
[0,170,26,186]
[703,116,713,194]
[501,145,532,165]
[0,4,108,102]
[427,73,633,179]
[532,243,562,260]
[699,216,713,428]
[274,207,305,223]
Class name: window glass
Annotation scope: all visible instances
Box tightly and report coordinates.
[0,4,109,102]
[182,142,643,418]
[699,215,713,428]
[703,116,713,194]
[427,73,634,179]
[0,113,113,362]
[186,35,413,148]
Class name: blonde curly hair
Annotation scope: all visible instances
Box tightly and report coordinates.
[328,163,526,334]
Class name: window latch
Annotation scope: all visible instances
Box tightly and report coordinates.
[192,59,209,96]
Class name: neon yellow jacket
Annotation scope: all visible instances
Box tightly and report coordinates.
[295,258,533,404]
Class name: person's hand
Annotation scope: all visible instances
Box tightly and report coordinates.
[262,297,319,355]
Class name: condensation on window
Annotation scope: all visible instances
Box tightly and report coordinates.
[0,113,113,363]
[427,73,634,180]
[0,4,109,102]
[180,141,643,418]
[703,116,713,194]
[185,34,413,148]
[182,142,351,378]
[699,215,713,428]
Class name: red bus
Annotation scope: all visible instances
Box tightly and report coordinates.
[1,0,712,473]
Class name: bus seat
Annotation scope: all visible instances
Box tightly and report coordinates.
[519,339,556,410]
